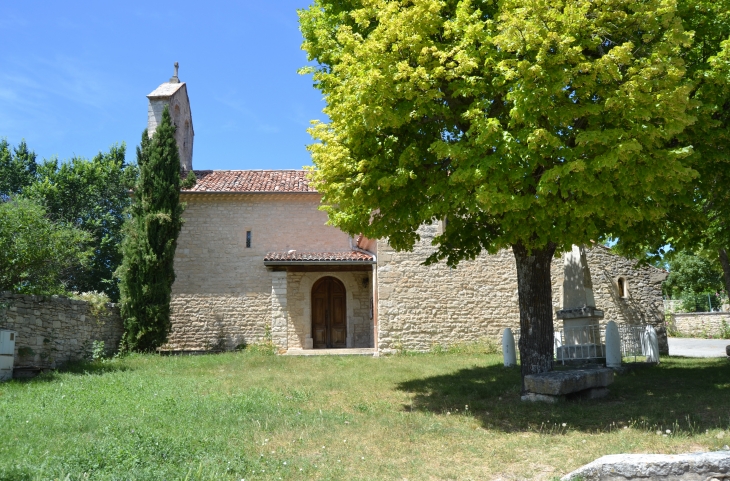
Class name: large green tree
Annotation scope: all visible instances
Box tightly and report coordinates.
[0,139,37,198]
[117,107,184,352]
[0,139,136,300]
[663,251,724,298]
[25,145,137,301]
[0,197,92,295]
[631,2,730,298]
[673,0,730,299]
[300,0,697,382]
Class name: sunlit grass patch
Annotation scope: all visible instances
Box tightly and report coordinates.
[0,352,727,480]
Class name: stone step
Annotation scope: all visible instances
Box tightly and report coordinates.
[283,348,376,357]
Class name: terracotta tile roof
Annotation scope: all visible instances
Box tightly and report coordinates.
[264,251,374,263]
[183,170,315,193]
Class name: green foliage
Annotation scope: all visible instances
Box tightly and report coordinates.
[0,139,38,197]
[118,106,184,352]
[634,1,730,293]
[663,251,724,297]
[300,0,696,263]
[0,197,92,295]
[25,145,137,301]
[720,320,730,339]
[91,340,106,361]
[300,0,698,377]
[181,169,197,189]
[70,291,111,319]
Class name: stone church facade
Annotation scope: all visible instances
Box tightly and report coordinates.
[143,75,668,356]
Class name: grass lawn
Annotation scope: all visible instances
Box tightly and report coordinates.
[1,349,728,481]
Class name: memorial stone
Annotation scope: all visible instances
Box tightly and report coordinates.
[556,245,605,361]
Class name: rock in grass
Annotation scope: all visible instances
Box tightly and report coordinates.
[561,451,730,481]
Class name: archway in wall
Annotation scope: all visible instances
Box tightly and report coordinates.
[311,276,347,349]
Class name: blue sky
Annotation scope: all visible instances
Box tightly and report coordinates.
[0,1,325,170]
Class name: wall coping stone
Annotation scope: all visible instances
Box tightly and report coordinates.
[562,450,730,481]
[672,312,730,317]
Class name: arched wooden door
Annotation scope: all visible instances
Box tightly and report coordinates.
[311,276,347,349]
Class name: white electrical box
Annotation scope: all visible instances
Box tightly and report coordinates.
[0,330,16,355]
[0,330,16,381]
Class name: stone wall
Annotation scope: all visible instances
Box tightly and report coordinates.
[167,193,358,351]
[670,312,730,338]
[0,292,123,368]
[377,225,521,353]
[376,224,668,354]
[585,246,669,353]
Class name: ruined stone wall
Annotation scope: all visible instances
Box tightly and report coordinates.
[376,225,668,354]
[286,271,373,349]
[584,246,669,353]
[167,193,354,351]
[0,292,123,368]
[670,312,730,338]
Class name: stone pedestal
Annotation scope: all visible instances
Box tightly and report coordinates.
[521,368,614,402]
[556,245,605,361]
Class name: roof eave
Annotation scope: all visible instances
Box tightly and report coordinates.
[263,260,375,266]
[180,190,319,195]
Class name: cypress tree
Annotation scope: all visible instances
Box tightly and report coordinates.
[118,106,184,351]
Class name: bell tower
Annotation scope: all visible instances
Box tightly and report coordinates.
[146,62,194,171]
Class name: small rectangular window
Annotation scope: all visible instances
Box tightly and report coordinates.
[246,231,251,248]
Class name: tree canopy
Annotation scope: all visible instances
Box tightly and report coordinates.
[25,145,137,301]
[0,140,136,300]
[300,0,701,379]
[0,139,37,198]
[301,0,696,260]
[664,251,724,297]
[628,0,730,296]
[0,197,92,295]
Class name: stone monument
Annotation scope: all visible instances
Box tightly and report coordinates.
[555,245,605,361]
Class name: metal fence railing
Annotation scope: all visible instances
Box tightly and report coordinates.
[554,324,605,363]
[509,323,652,364]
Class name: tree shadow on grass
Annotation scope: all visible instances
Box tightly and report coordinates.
[395,357,730,434]
[14,360,131,383]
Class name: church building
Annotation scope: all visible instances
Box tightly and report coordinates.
[144,73,669,356]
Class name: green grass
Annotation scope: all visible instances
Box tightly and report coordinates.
[1,350,728,480]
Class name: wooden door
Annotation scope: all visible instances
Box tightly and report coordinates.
[311,277,347,349]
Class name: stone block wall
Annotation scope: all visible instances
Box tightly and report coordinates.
[585,246,669,353]
[377,225,522,353]
[670,312,730,338]
[0,292,123,368]
[376,224,668,354]
[167,193,360,351]
[166,293,270,351]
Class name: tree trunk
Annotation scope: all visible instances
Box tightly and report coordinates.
[512,242,557,393]
[719,248,730,301]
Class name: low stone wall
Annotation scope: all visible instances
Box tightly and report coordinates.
[0,292,123,368]
[670,312,730,338]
